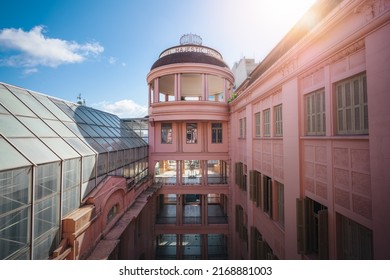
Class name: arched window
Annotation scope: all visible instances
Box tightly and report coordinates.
[107,204,119,224]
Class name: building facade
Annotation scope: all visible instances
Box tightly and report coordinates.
[147,33,234,259]
[229,0,390,259]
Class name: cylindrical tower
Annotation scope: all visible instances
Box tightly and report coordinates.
[147,34,234,260]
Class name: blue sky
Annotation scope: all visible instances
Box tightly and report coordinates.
[0,0,316,118]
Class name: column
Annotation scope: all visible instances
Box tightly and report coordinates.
[174,74,179,101]
[203,74,208,101]
[153,78,159,103]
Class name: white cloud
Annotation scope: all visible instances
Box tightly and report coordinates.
[22,68,38,75]
[93,99,148,118]
[108,56,117,64]
[0,25,104,68]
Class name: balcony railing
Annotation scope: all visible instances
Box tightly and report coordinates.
[207,176,228,184]
[155,176,228,186]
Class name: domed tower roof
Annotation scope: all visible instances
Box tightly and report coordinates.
[151,34,229,70]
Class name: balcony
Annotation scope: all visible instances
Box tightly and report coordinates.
[150,101,229,122]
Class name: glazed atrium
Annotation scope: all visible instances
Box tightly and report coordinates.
[0,83,149,259]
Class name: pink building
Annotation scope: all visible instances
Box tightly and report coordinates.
[228,0,390,259]
[147,0,390,260]
[147,33,234,259]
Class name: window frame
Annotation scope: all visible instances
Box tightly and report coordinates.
[161,123,172,144]
[274,104,283,137]
[186,123,198,144]
[263,109,270,137]
[254,112,261,137]
[305,89,326,136]
[335,73,368,135]
[239,117,246,138]
[211,122,222,144]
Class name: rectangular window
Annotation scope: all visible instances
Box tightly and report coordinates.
[274,105,283,137]
[249,170,262,208]
[305,89,326,135]
[186,123,197,144]
[336,73,368,135]
[263,109,270,137]
[296,197,329,259]
[276,181,284,227]
[211,123,222,143]
[263,175,272,217]
[338,214,373,259]
[235,162,246,191]
[255,112,261,137]
[239,118,246,138]
[161,123,172,144]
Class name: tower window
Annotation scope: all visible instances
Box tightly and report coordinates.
[186,123,197,144]
[161,123,172,144]
[211,123,222,143]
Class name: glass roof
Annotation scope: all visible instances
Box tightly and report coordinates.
[0,138,31,170]
[0,82,147,172]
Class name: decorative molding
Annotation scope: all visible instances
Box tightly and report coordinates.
[280,57,298,77]
[354,0,390,22]
[328,39,365,64]
[300,39,365,79]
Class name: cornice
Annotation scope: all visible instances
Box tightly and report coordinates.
[353,0,390,21]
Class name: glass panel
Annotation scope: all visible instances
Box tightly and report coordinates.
[67,104,93,124]
[33,228,59,260]
[63,138,95,156]
[97,153,108,176]
[0,85,35,117]
[100,126,116,137]
[81,179,96,199]
[18,116,58,137]
[63,158,81,191]
[43,120,76,137]
[0,207,30,260]
[88,110,109,126]
[40,138,80,160]
[50,100,79,122]
[82,155,96,183]
[30,93,73,122]
[79,124,100,137]
[0,167,31,213]
[10,138,60,165]
[35,162,60,200]
[112,138,129,149]
[109,151,117,171]
[63,122,87,138]
[91,125,109,137]
[100,113,117,127]
[0,114,34,137]
[7,87,55,120]
[79,108,102,125]
[0,138,31,170]
[83,137,107,153]
[62,186,80,216]
[0,104,9,114]
[92,138,111,152]
[33,195,60,242]
[62,158,81,216]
